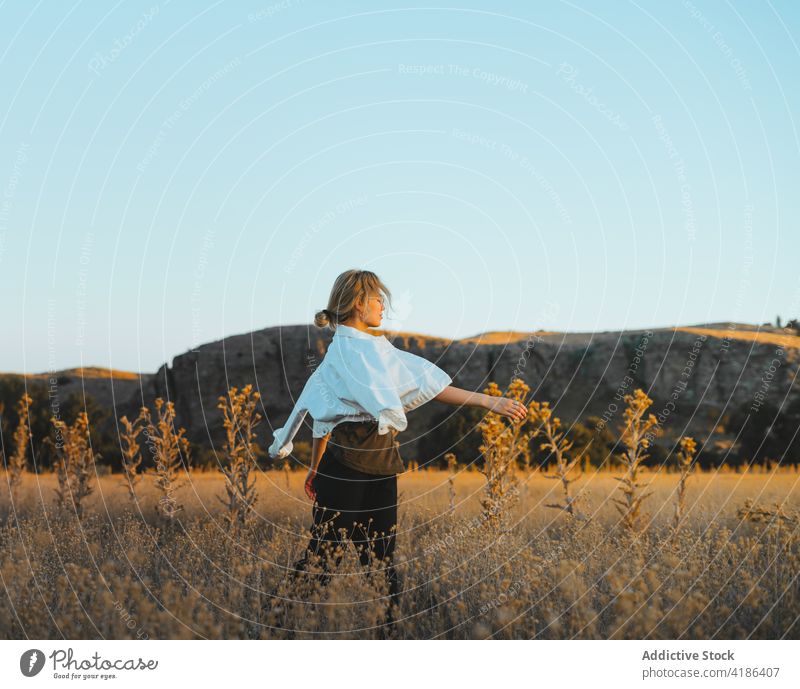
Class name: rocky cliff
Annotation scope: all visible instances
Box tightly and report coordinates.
[123,322,800,463]
[5,323,798,467]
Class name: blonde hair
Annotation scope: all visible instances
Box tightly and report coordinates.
[314,269,393,330]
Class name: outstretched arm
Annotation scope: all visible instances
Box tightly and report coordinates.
[433,385,527,422]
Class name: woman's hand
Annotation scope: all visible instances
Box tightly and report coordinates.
[485,396,528,422]
[304,468,317,501]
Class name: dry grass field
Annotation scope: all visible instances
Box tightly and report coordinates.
[1,380,798,640]
[2,463,799,640]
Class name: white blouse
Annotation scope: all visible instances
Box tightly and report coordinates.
[267,324,452,459]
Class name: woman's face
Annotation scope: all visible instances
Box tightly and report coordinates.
[360,291,385,327]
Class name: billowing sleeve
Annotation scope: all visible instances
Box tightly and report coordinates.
[268,402,307,459]
[268,359,353,456]
[392,347,453,412]
[268,368,319,459]
[334,337,452,435]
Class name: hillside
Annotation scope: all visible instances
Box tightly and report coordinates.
[4,322,798,465]
[144,322,800,462]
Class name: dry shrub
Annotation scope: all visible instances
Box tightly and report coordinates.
[217,384,261,529]
[737,497,798,526]
[119,407,149,505]
[50,411,98,521]
[613,389,660,536]
[529,399,589,520]
[477,378,532,528]
[6,393,33,508]
[671,436,697,536]
[143,399,191,523]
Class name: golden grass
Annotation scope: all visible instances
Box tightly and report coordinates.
[458,331,556,345]
[2,466,798,640]
[379,325,800,348]
[677,326,800,349]
[9,366,143,380]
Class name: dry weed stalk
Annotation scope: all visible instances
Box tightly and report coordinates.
[144,398,191,522]
[119,407,149,505]
[445,452,457,516]
[529,400,588,520]
[282,457,291,490]
[50,411,99,520]
[7,393,33,506]
[477,379,533,528]
[612,389,660,535]
[671,436,697,536]
[217,384,262,529]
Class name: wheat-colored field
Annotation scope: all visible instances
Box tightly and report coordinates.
[2,465,798,640]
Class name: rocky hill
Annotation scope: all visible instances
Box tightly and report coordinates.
[139,321,800,462]
[4,323,798,466]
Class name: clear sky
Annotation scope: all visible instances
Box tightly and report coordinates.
[1,0,799,374]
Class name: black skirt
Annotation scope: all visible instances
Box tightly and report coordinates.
[293,449,400,597]
[312,450,398,547]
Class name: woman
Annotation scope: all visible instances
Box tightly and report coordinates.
[268,269,527,633]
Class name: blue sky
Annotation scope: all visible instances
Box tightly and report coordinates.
[1,0,798,374]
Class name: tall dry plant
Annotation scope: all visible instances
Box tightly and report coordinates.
[477,379,533,528]
[217,384,262,529]
[119,407,149,505]
[612,389,660,535]
[445,451,457,516]
[529,400,588,520]
[671,436,697,536]
[7,393,33,506]
[51,411,99,521]
[282,457,291,490]
[144,398,191,523]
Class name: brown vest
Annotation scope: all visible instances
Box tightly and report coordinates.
[326,419,404,476]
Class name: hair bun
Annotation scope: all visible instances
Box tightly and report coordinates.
[314,307,332,329]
